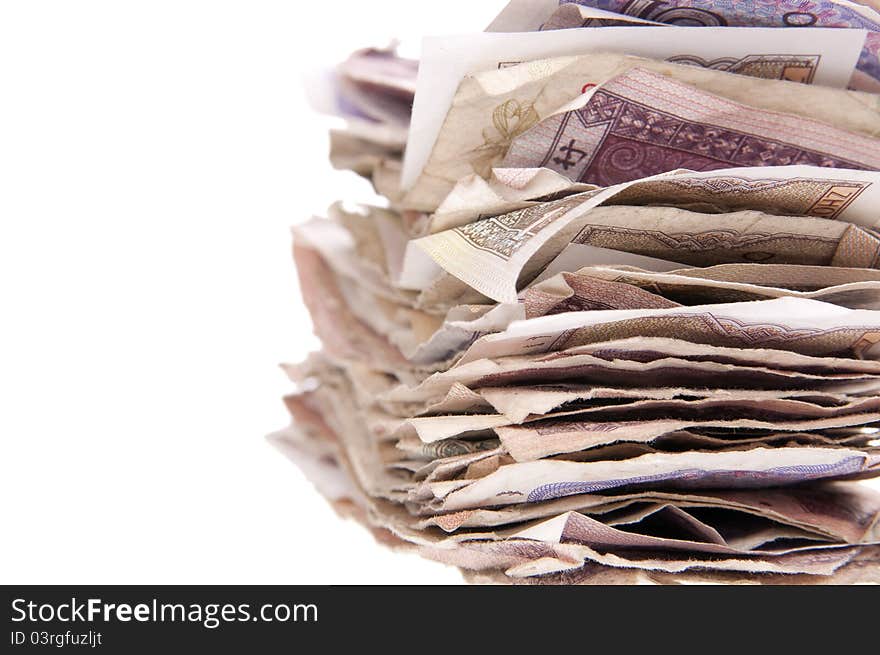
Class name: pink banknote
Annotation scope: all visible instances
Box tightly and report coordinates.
[502,67,880,186]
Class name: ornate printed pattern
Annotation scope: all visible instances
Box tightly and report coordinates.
[470,98,540,179]
[534,420,636,436]
[556,313,880,358]
[570,0,880,82]
[571,224,843,266]
[524,455,866,502]
[579,227,821,252]
[524,273,679,316]
[608,176,869,219]
[666,54,820,83]
[503,70,875,186]
[452,192,598,260]
[569,17,646,26]
[421,439,498,459]
[473,360,855,390]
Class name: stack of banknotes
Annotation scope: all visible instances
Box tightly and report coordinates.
[272,0,880,584]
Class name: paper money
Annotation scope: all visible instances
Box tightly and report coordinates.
[419,482,880,541]
[370,261,880,369]
[308,46,415,151]
[402,51,879,211]
[403,27,864,191]
[513,510,828,555]
[459,297,880,362]
[275,364,880,580]
[421,447,877,510]
[501,548,880,584]
[495,408,880,461]
[486,0,572,31]
[550,206,880,268]
[527,264,880,310]
[388,336,880,406]
[335,49,415,129]
[276,350,880,581]
[523,269,682,315]
[280,17,880,585]
[566,0,880,90]
[292,241,410,373]
[477,383,875,423]
[429,167,596,233]
[399,387,880,443]
[502,68,880,187]
[542,3,663,29]
[415,166,880,303]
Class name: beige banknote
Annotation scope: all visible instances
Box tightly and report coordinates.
[459,297,880,362]
[527,265,880,312]
[476,383,872,423]
[502,68,880,188]
[292,241,411,375]
[495,409,880,461]
[414,166,880,303]
[545,205,880,272]
[388,337,880,406]
[429,167,596,233]
[417,482,880,543]
[419,447,877,511]
[541,3,662,29]
[402,51,880,211]
[272,358,880,582]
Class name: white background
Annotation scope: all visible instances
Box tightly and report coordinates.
[0,1,504,584]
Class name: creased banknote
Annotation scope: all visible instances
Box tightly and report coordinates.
[502,68,880,186]
[459,296,880,362]
[417,447,878,509]
[566,0,880,91]
[414,166,880,302]
[402,51,880,211]
[280,15,880,585]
